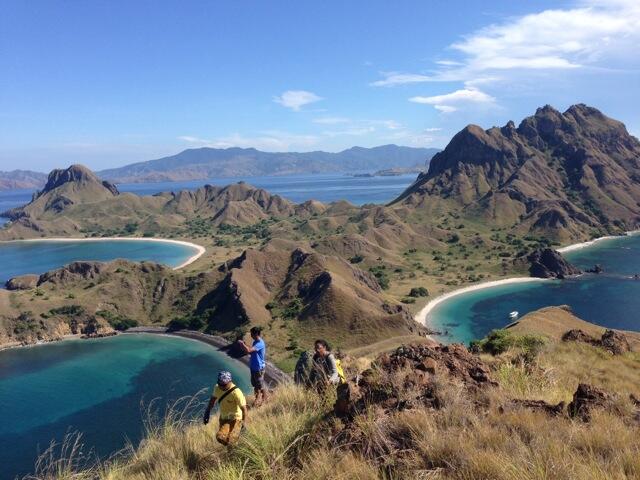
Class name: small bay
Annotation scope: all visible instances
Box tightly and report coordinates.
[428,234,640,345]
[0,334,250,480]
[0,239,199,285]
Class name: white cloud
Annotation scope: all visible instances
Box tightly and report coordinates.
[322,127,375,137]
[371,1,640,105]
[312,116,350,125]
[178,132,319,151]
[410,88,495,113]
[424,127,442,132]
[370,72,433,87]
[273,90,323,111]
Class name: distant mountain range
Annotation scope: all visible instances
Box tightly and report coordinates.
[0,145,439,190]
[0,170,48,190]
[97,144,439,183]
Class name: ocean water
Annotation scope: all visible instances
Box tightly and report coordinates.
[429,234,640,345]
[0,240,199,285]
[0,334,250,480]
[0,173,417,222]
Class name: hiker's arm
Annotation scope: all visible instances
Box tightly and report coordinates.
[238,340,256,353]
[327,355,340,384]
[241,405,248,424]
[203,396,217,424]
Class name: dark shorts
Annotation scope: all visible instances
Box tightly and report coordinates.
[251,369,265,390]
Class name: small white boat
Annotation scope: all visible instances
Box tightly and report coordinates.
[509,311,519,320]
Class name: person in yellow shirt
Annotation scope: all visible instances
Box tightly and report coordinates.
[203,371,248,446]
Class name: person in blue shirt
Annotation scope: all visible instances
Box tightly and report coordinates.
[238,326,268,406]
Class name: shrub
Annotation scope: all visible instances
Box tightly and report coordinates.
[48,305,85,317]
[470,329,547,358]
[349,255,364,264]
[408,287,429,297]
[283,298,304,320]
[96,310,139,331]
[369,265,390,290]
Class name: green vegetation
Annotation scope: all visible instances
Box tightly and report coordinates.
[408,286,429,297]
[471,329,547,358]
[96,310,139,331]
[368,265,390,290]
[41,305,85,319]
[349,254,364,264]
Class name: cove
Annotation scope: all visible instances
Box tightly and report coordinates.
[0,334,250,480]
[0,239,202,285]
[427,234,640,345]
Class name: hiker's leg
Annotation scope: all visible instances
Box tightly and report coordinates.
[227,419,243,446]
[252,370,266,406]
[216,420,231,445]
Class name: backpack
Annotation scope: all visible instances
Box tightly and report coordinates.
[335,358,346,384]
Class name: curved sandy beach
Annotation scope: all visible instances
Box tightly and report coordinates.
[415,229,640,328]
[415,277,548,327]
[0,237,206,270]
[557,229,640,253]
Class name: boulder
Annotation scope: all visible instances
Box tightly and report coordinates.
[525,248,582,279]
[585,264,604,274]
[562,328,631,355]
[5,274,39,290]
[506,399,566,416]
[561,329,599,345]
[567,383,616,421]
[600,329,631,355]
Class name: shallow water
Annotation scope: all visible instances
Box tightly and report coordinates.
[0,334,250,480]
[0,239,198,285]
[429,234,640,345]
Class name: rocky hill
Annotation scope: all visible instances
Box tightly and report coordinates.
[4,164,119,220]
[0,166,315,239]
[0,170,47,190]
[199,240,425,347]
[394,104,640,241]
[0,259,221,348]
[98,145,440,183]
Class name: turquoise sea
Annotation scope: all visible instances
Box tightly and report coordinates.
[0,334,251,480]
[428,234,640,345]
[0,239,199,286]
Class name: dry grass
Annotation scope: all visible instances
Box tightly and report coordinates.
[28,338,640,480]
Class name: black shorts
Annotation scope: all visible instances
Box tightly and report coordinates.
[251,369,265,390]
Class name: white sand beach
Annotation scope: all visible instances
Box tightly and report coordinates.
[415,229,640,329]
[557,230,640,253]
[0,237,206,270]
[415,277,548,327]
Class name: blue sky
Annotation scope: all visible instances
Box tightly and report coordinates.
[1,0,639,171]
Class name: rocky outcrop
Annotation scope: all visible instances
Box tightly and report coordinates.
[562,328,631,355]
[600,329,631,355]
[335,342,495,417]
[568,383,617,421]
[5,274,38,290]
[524,248,582,279]
[585,264,604,274]
[2,164,120,225]
[37,165,119,198]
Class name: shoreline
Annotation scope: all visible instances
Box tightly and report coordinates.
[415,277,548,327]
[0,236,206,270]
[124,327,291,385]
[415,229,640,331]
[556,229,640,253]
